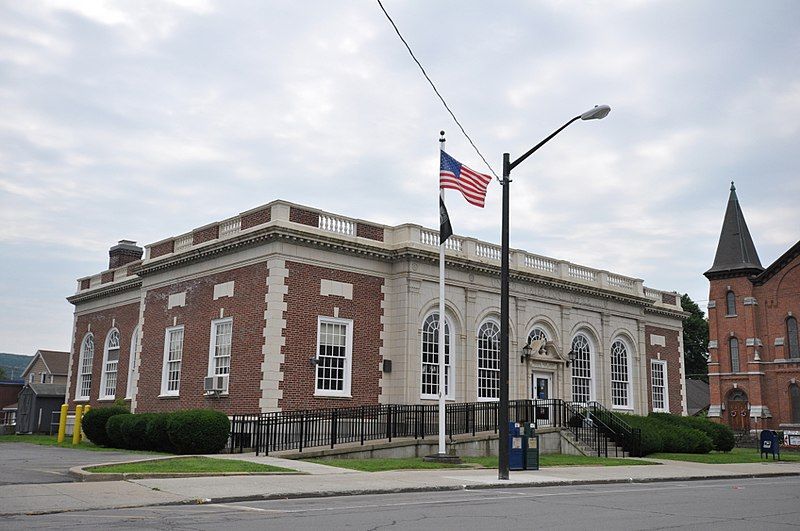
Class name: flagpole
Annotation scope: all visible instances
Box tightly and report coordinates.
[438,131,446,456]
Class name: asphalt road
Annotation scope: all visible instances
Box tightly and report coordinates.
[0,442,154,484]
[4,476,800,530]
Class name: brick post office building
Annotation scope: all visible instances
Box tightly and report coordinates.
[66,200,688,416]
[705,183,800,433]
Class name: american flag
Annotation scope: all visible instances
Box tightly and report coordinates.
[440,151,492,208]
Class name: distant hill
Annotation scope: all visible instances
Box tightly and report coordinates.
[0,353,34,381]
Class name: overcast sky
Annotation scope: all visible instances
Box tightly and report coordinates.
[1,1,798,355]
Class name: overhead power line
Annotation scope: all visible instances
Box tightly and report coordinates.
[375,0,500,183]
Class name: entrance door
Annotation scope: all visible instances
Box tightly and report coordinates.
[726,389,750,433]
[532,373,553,426]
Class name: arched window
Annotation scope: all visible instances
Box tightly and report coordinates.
[787,317,799,359]
[726,291,736,316]
[571,333,593,404]
[421,313,453,400]
[77,334,94,400]
[477,320,500,401]
[791,384,800,424]
[100,329,120,399]
[527,327,548,345]
[125,327,138,399]
[610,339,631,408]
[730,337,740,373]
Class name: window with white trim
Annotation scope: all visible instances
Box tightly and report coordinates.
[208,319,233,394]
[610,339,631,408]
[40,373,47,384]
[730,337,740,373]
[528,326,548,344]
[29,373,34,383]
[421,313,453,399]
[161,326,184,396]
[477,320,500,401]
[314,317,353,396]
[100,329,120,399]
[125,327,138,399]
[570,334,593,404]
[76,334,94,400]
[651,359,668,412]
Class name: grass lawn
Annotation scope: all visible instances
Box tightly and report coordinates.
[651,447,800,464]
[0,433,162,454]
[87,456,294,474]
[308,454,658,472]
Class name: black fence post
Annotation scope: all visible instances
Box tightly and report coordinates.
[331,409,338,449]
[360,406,365,446]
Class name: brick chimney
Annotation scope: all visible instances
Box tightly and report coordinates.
[109,240,143,269]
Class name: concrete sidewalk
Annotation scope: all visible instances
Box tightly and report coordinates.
[2,454,799,517]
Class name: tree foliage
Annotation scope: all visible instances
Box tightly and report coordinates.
[0,367,7,380]
[682,293,709,382]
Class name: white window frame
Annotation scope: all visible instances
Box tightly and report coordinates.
[477,319,500,402]
[610,338,633,410]
[99,328,120,400]
[40,373,47,384]
[207,318,233,394]
[313,316,353,397]
[125,327,138,399]
[570,333,595,404]
[651,359,669,412]
[76,333,94,401]
[420,312,455,401]
[160,326,184,397]
[29,373,34,383]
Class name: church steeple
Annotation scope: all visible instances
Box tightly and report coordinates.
[705,182,763,279]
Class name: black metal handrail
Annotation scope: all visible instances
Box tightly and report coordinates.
[228,398,621,456]
[586,401,642,457]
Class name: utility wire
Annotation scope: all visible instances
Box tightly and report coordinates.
[375,0,501,183]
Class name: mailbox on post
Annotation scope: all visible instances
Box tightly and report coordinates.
[760,429,780,460]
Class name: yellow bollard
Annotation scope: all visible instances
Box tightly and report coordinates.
[72,405,83,445]
[57,404,68,444]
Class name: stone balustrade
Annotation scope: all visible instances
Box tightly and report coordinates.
[80,200,682,311]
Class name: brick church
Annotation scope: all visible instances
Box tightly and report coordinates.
[705,183,800,434]
[65,200,688,417]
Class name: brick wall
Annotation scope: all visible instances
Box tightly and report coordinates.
[279,261,384,410]
[193,224,219,245]
[289,207,319,228]
[241,207,271,230]
[101,271,114,284]
[150,240,174,259]
[136,262,269,414]
[68,302,141,408]
[644,325,683,415]
[356,223,384,242]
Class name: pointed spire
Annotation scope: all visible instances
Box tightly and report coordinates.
[705,182,763,278]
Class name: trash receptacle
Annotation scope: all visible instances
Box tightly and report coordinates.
[508,422,525,471]
[523,422,539,471]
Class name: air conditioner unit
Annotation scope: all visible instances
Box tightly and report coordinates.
[203,374,229,394]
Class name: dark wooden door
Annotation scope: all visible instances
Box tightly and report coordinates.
[727,399,750,432]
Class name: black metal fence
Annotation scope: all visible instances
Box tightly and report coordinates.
[229,399,577,455]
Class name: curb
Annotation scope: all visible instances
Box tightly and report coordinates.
[9,470,797,517]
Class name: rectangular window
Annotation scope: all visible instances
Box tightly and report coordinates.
[314,317,352,397]
[651,360,668,412]
[161,326,184,396]
[208,318,232,393]
[41,373,47,384]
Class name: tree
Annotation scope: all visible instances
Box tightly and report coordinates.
[0,366,7,380]
[682,293,709,382]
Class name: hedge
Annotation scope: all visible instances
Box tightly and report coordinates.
[105,413,131,448]
[616,413,713,455]
[145,412,176,453]
[166,409,230,454]
[81,406,129,447]
[650,412,735,452]
[121,413,155,451]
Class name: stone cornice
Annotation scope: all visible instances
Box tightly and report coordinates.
[66,277,142,305]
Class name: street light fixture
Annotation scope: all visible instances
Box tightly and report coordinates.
[497,105,610,481]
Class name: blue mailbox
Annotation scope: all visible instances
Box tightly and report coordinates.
[508,422,525,471]
[760,430,780,460]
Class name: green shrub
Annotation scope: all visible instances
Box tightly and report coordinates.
[617,413,663,455]
[650,413,734,452]
[145,412,176,453]
[81,406,129,447]
[121,413,155,451]
[105,413,131,448]
[167,409,230,454]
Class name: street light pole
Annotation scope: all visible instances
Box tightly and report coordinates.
[498,105,610,481]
